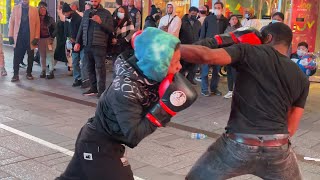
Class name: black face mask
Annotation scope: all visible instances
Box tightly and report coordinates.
[154,14,160,21]
[200,11,207,15]
[190,15,197,20]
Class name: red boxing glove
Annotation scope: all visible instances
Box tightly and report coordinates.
[146,73,198,127]
[214,27,262,47]
[131,30,143,49]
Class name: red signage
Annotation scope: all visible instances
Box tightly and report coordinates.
[291,0,319,52]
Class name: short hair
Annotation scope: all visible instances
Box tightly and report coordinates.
[214,2,224,9]
[189,6,199,13]
[70,1,79,9]
[298,42,308,49]
[272,12,284,21]
[261,22,292,47]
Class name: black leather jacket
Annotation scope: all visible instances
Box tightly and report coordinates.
[76,5,114,47]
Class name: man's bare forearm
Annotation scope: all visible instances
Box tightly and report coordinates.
[180,45,232,65]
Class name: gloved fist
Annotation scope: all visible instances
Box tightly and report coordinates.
[214,27,262,47]
[146,73,198,127]
[9,37,14,45]
[31,38,39,46]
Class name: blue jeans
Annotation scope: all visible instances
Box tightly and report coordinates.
[186,134,302,180]
[72,49,88,81]
[201,65,220,93]
[226,65,237,91]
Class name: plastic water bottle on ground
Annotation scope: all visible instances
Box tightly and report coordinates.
[191,133,207,140]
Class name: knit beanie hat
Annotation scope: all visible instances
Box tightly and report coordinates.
[150,5,159,16]
[62,3,73,13]
[134,27,180,82]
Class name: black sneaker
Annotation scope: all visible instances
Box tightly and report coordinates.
[81,80,90,89]
[46,71,54,79]
[40,71,46,78]
[11,75,19,82]
[72,79,82,87]
[201,91,210,97]
[83,89,98,96]
[211,89,222,96]
[26,74,34,80]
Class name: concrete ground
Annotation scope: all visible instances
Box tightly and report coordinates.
[1,45,320,180]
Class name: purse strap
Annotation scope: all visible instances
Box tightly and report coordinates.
[167,15,176,28]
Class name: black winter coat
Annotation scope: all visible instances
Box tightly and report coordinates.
[76,5,114,47]
[200,14,228,39]
[179,14,201,44]
[90,51,165,148]
[143,16,157,29]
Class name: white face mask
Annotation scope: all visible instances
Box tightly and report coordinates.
[214,9,222,16]
[297,50,307,57]
[245,14,250,19]
[117,12,124,19]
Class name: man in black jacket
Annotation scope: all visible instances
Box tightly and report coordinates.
[74,0,114,97]
[63,3,89,88]
[199,1,228,96]
[179,6,201,85]
[57,27,197,180]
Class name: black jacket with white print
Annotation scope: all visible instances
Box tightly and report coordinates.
[90,51,167,148]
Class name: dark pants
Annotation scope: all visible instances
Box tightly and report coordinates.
[201,65,220,93]
[226,65,237,91]
[180,60,197,82]
[186,134,302,180]
[84,46,107,93]
[57,124,134,180]
[13,42,34,76]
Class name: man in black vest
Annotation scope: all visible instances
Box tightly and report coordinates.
[127,0,141,31]
[74,0,114,97]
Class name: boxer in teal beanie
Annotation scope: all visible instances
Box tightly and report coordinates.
[57,27,198,180]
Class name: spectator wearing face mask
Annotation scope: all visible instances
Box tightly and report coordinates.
[241,8,261,30]
[261,12,285,32]
[290,42,309,63]
[198,5,207,25]
[144,5,161,29]
[199,1,228,97]
[179,6,201,85]
[110,6,135,63]
[271,12,284,23]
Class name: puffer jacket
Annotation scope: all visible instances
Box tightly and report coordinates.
[90,51,167,148]
[179,14,201,44]
[76,4,114,47]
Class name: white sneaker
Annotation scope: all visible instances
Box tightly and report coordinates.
[0,67,7,76]
[195,77,202,82]
[224,91,233,99]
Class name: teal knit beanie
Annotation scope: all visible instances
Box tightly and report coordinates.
[134,27,180,82]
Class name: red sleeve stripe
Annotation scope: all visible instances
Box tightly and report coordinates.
[229,32,240,44]
[214,35,223,45]
[160,101,177,116]
[146,113,163,127]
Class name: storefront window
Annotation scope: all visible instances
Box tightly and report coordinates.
[225,0,281,18]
